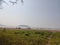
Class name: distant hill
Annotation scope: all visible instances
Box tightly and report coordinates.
[17,25,31,29]
[0,24,6,28]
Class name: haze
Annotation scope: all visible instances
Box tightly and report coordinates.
[0,0,60,28]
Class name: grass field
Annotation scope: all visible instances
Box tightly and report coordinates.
[0,28,60,45]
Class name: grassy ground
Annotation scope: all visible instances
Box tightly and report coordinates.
[0,28,60,45]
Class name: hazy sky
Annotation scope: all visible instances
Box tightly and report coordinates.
[0,0,60,28]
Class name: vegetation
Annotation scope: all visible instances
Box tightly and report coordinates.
[0,28,60,45]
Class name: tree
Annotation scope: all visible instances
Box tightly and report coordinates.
[0,0,24,9]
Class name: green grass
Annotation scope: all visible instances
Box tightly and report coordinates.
[0,28,60,45]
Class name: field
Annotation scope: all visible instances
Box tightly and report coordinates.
[0,28,60,45]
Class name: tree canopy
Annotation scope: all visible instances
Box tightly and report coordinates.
[0,0,24,9]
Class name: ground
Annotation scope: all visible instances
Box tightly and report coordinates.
[0,28,60,45]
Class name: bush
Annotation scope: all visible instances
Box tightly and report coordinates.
[25,33,30,36]
[3,28,6,32]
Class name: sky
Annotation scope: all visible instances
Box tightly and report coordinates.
[0,0,60,28]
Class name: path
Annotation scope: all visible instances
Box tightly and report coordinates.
[46,32,55,45]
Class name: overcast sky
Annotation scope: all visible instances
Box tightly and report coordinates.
[0,0,60,28]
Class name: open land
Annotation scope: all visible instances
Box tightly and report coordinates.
[0,28,60,45]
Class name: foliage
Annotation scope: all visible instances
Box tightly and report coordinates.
[0,29,60,45]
